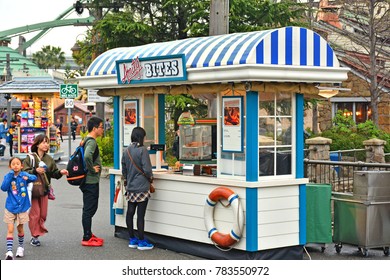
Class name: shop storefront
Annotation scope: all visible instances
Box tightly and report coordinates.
[79,26,349,259]
[0,77,63,160]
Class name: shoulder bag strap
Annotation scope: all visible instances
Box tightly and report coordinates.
[32,152,50,186]
[126,147,147,179]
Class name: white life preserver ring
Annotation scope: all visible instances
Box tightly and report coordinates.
[204,187,244,248]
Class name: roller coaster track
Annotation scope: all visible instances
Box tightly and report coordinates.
[0,0,93,51]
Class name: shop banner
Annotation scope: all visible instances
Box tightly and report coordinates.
[222,96,243,152]
[116,54,187,85]
[123,100,138,146]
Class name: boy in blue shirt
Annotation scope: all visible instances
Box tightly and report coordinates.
[1,157,37,260]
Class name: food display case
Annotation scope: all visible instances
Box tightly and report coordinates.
[178,119,216,162]
[179,125,212,161]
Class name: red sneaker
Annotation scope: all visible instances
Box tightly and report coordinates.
[91,234,104,244]
[81,237,103,247]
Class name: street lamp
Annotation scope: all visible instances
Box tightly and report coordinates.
[71,34,86,57]
[71,42,82,56]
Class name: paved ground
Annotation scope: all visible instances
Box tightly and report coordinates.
[0,136,388,261]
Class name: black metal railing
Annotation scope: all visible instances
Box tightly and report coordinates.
[304,159,390,192]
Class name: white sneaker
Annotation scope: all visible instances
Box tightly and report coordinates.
[5,251,13,260]
[16,247,24,258]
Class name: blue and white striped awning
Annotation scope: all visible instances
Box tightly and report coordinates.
[81,26,349,87]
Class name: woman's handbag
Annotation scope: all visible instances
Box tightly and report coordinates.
[149,183,155,193]
[31,174,46,198]
[126,148,155,193]
[28,153,53,199]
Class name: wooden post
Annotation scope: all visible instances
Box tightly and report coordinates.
[209,0,229,35]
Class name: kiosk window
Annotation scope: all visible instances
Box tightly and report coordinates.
[259,92,292,177]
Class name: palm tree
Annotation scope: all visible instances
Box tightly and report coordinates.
[32,45,65,71]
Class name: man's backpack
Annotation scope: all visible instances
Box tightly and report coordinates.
[66,137,98,186]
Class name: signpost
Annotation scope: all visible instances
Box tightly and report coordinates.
[60,84,78,159]
[60,84,78,99]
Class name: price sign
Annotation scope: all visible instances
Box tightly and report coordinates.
[64,99,75,108]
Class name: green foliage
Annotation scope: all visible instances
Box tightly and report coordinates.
[96,130,114,167]
[230,0,307,32]
[32,45,65,70]
[319,111,390,160]
[80,129,114,167]
[74,0,309,69]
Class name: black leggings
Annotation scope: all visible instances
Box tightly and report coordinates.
[126,199,149,240]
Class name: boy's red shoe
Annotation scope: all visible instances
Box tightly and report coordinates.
[91,234,104,244]
[81,237,103,247]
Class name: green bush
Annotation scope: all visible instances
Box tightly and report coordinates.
[96,129,114,167]
[317,111,390,161]
[80,129,114,167]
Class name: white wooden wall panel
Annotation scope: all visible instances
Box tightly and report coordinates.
[257,185,300,250]
[259,234,300,250]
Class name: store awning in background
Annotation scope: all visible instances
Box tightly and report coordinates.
[0,77,60,94]
[80,26,349,89]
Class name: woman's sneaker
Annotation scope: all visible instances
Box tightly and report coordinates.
[137,239,154,250]
[128,237,139,249]
[5,251,13,260]
[30,237,41,247]
[15,247,24,258]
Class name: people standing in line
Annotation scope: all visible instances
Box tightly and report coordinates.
[80,116,104,246]
[22,135,68,247]
[70,117,78,141]
[1,157,37,260]
[121,127,154,250]
[55,118,63,142]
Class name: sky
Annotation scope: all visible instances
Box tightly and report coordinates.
[0,0,89,56]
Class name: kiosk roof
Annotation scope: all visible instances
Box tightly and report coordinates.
[82,26,349,87]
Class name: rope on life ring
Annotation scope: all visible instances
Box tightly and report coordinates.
[204,187,244,249]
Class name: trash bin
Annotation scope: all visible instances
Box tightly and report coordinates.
[333,171,390,257]
[306,183,332,252]
[330,152,340,176]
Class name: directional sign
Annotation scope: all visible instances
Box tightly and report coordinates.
[64,99,75,108]
[60,84,78,98]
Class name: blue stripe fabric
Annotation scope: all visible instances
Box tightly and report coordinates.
[300,28,307,66]
[86,26,339,76]
[285,27,293,65]
[271,30,279,64]
[313,33,321,66]
[327,44,333,67]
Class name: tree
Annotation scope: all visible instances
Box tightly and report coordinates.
[32,45,65,71]
[75,0,307,63]
[229,0,307,32]
[336,0,390,127]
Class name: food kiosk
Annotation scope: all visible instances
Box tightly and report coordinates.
[79,26,349,259]
[0,77,63,160]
